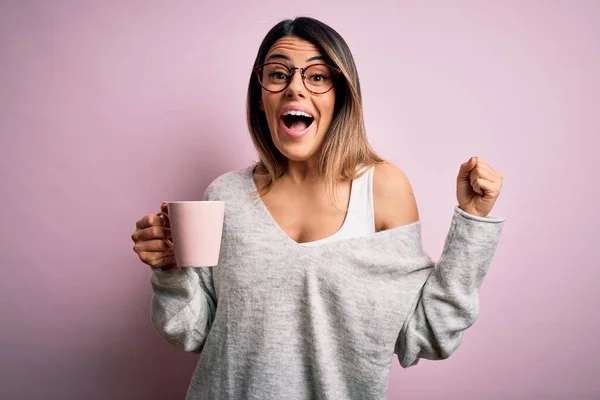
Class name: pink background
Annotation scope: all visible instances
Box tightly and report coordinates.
[1,1,598,399]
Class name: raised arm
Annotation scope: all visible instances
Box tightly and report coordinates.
[395,206,504,367]
[373,158,505,367]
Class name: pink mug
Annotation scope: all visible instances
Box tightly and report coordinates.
[157,201,225,267]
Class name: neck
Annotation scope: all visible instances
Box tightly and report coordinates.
[284,158,321,184]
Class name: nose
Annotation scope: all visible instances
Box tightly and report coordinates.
[285,69,306,98]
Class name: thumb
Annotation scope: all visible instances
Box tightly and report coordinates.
[159,202,170,229]
[458,157,477,180]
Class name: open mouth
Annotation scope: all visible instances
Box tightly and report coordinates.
[281,113,315,132]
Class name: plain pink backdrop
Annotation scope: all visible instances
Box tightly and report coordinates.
[1,1,598,399]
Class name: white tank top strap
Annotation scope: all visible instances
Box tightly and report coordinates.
[299,165,376,247]
[343,165,376,234]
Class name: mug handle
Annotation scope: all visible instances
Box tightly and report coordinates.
[156,211,174,248]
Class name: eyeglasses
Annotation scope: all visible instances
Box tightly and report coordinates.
[254,62,341,95]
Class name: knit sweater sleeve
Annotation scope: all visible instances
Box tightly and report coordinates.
[149,183,220,353]
[395,206,505,368]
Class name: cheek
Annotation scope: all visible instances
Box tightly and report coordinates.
[317,96,336,125]
[261,94,280,120]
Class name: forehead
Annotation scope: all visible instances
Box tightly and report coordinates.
[265,36,323,60]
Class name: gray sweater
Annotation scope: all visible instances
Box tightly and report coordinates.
[150,166,505,399]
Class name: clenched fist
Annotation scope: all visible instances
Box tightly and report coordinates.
[456,157,503,218]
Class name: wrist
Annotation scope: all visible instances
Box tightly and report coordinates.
[153,264,177,272]
[458,205,487,218]
[455,205,505,223]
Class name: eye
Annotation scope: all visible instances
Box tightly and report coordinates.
[306,72,331,84]
[305,65,332,85]
[308,73,326,82]
[268,71,289,82]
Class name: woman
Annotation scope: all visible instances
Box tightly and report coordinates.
[131,17,505,399]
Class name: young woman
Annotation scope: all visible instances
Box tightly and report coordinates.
[131,16,505,399]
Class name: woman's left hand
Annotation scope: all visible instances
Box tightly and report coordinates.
[456,157,503,218]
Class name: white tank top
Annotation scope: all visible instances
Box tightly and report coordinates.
[299,166,375,247]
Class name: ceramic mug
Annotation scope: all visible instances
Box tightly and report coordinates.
[157,201,224,267]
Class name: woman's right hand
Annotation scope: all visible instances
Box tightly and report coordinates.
[131,202,176,270]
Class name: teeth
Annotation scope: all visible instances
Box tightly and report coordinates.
[283,110,313,118]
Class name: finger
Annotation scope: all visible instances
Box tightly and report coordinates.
[160,202,171,229]
[474,178,499,197]
[137,251,176,269]
[133,238,172,253]
[131,225,171,242]
[470,165,492,187]
[458,157,477,179]
[470,170,480,188]
[472,178,485,195]
[472,156,488,167]
[473,159,493,175]
[136,213,166,230]
[483,163,503,183]
[475,164,503,185]
[472,158,503,179]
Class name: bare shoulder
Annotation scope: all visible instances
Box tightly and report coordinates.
[373,162,419,231]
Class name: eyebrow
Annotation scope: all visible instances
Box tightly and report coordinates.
[265,54,326,63]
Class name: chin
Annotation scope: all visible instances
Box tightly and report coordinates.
[278,144,318,162]
[275,134,322,163]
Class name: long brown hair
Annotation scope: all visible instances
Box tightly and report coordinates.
[247,17,384,206]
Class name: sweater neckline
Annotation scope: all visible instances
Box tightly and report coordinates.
[243,165,422,252]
